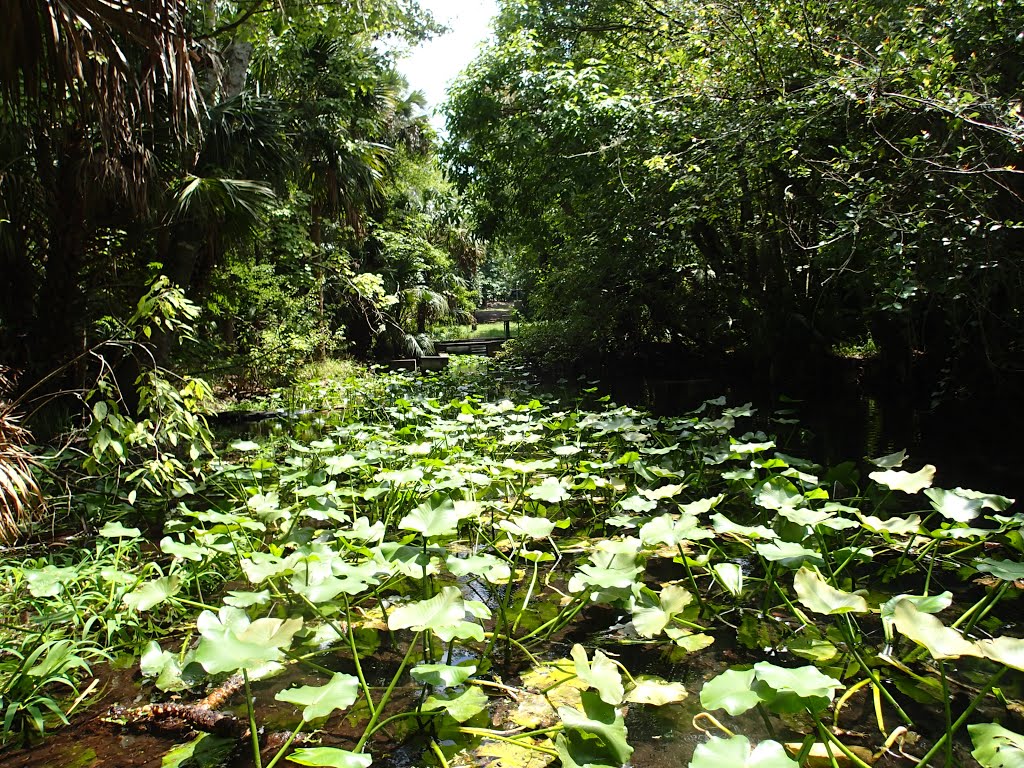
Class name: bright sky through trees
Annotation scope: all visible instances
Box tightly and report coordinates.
[397,0,498,133]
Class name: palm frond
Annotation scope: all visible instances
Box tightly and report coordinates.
[0,370,43,545]
[0,0,200,155]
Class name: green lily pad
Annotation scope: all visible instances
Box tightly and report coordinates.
[969,722,1024,768]
[640,514,710,546]
[624,676,688,705]
[869,465,936,494]
[399,498,475,538]
[556,691,633,767]
[387,586,465,633]
[422,686,489,722]
[975,558,1024,582]
[856,513,922,536]
[893,600,981,660]
[752,662,842,714]
[571,644,624,706]
[275,673,360,721]
[976,637,1024,672]
[925,488,985,523]
[869,450,908,469]
[411,663,477,687]
[447,554,512,583]
[98,521,142,539]
[879,592,952,642]
[755,541,824,568]
[630,585,693,638]
[526,477,570,504]
[161,734,236,768]
[700,668,760,715]
[195,607,302,674]
[124,576,181,612]
[689,736,797,768]
[755,478,804,510]
[713,563,743,596]
[500,515,560,539]
[286,748,372,767]
[793,567,868,615]
[25,565,76,597]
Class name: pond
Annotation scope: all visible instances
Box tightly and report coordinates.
[1,358,1022,768]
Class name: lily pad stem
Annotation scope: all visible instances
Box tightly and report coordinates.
[915,667,1007,767]
[456,727,560,756]
[816,721,873,768]
[355,631,421,753]
[243,669,263,768]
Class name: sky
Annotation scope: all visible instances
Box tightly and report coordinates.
[396,0,499,133]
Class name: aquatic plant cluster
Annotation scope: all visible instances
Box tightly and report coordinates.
[4,360,1024,767]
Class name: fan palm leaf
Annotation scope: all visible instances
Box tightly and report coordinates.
[0,370,43,544]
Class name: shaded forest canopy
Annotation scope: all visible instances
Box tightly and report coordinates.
[1,0,1023,397]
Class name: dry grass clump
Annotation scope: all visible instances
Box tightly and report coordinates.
[0,368,43,544]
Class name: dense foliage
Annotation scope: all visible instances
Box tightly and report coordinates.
[0,0,483,391]
[0,360,1022,767]
[444,0,1024,385]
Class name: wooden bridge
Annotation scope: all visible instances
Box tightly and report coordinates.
[434,338,506,356]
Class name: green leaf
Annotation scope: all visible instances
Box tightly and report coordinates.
[195,607,302,674]
[556,691,633,766]
[399,498,476,538]
[526,477,569,504]
[755,541,824,567]
[411,663,477,687]
[624,676,688,705]
[25,565,76,597]
[751,663,842,714]
[869,465,936,494]
[640,514,710,546]
[754,478,804,510]
[975,558,1024,582]
[713,563,743,596]
[893,600,981,660]
[275,673,360,721]
[387,586,464,633]
[161,734,236,768]
[689,736,798,768]
[98,521,142,539]
[571,644,624,705]
[499,515,561,539]
[869,450,908,469]
[446,553,512,583]
[700,668,760,715]
[229,440,261,452]
[124,576,181,612]
[422,686,489,722]
[970,722,1024,768]
[286,748,372,767]
[856,513,922,536]
[976,636,1024,672]
[925,488,985,523]
[793,567,868,615]
[879,592,952,642]
[630,585,693,638]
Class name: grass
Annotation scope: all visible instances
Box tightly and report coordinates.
[434,321,517,341]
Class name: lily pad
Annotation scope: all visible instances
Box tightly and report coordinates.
[689,736,798,768]
[700,668,760,715]
[124,576,181,612]
[869,465,936,494]
[422,686,489,722]
[624,676,688,705]
[793,567,869,615]
[571,644,624,706]
[410,663,476,687]
[286,748,372,768]
[969,722,1024,768]
[893,600,981,660]
[275,673,360,721]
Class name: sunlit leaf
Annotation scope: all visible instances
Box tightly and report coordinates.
[893,600,981,660]
[970,722,1024,768]
[275,673,360,721]
[411,663,476,687]
[124,575,181,612]
[423,686,489,722]
[571,644,624,705]
[286,747,371,767]
[869,465,936,494]
[689,736,797,768]
[700,668,760,715]
[793,567,869,615]
[624,676,688,705]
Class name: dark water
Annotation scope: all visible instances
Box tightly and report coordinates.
[599,366,1024,503]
